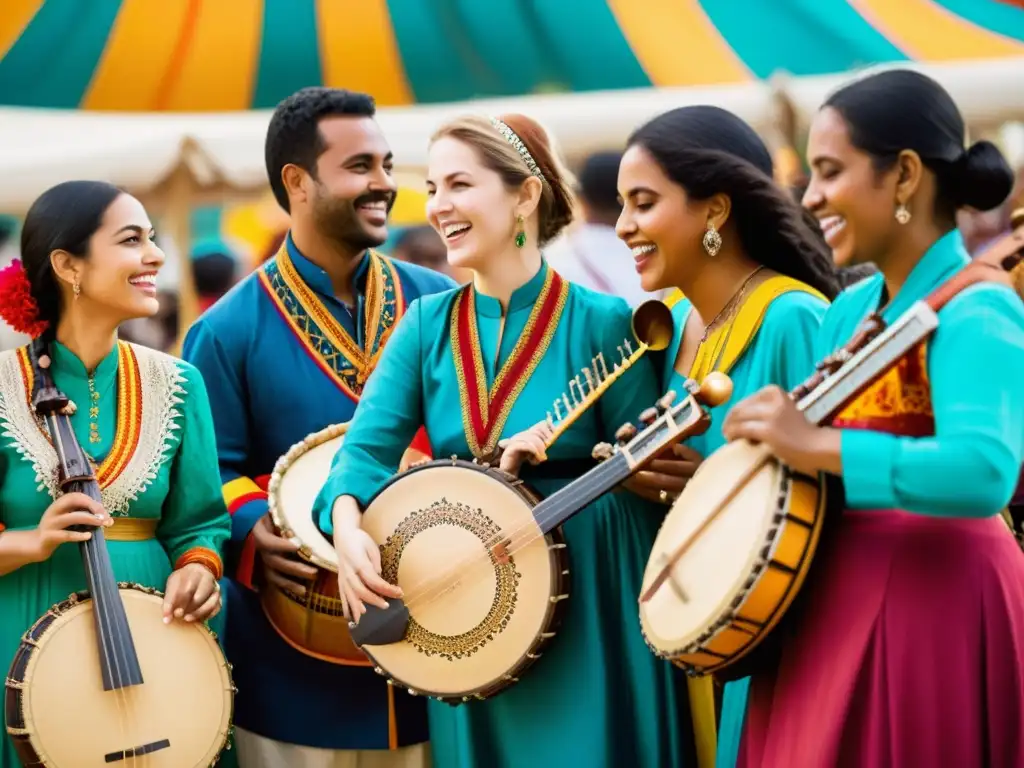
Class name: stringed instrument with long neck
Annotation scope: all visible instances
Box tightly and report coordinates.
[4,338,234,767]
[638,210,1024,681]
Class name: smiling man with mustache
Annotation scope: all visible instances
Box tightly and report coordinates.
[182,87,456,768]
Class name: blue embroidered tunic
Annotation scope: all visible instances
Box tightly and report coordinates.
[182,234,455,751]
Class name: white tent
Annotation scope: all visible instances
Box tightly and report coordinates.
[1,56,1023,215]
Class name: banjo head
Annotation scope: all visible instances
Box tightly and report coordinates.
[268,422,348,571]
[359,461,568,701]
[640,440,785,659]
[6,585,233,768]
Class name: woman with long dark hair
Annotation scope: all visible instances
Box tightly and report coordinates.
[723,69,1024,766]
[0,181,231,767]
[615,105,840,768]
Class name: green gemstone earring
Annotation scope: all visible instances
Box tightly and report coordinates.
[514,215,526,248]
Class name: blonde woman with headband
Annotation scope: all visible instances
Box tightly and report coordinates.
[313,114,697,767]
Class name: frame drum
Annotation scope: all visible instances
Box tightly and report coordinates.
[5,584,233,768]
[639,439,827,680]
[264,422,369,665]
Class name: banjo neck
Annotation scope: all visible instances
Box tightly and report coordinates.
[532,377,726,535]
[794,222,1024,427]
[30,338,144,692]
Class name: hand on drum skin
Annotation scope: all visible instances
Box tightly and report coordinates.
[623,444,704,504]
[721,385,842,476]
[498,421,554,475]
[251,513,318,597]
[31,492,113,561]
[163,563,221,624]
[399,447,432,473]
[334,525,402,622]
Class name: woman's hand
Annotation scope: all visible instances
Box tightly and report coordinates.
[721,385,842,476]
[31,492,113,561]
[332,496,402,622]
[498,422,554,475]
[162,563,221,624]
[624,444,705,504]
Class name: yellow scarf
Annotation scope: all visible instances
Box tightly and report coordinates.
[680,274,826,768]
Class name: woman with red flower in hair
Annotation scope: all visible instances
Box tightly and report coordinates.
[0,181,231,768]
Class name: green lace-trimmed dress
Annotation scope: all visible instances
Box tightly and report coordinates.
[0,341,231,768]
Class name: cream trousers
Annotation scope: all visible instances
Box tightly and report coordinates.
[233,726,430,768]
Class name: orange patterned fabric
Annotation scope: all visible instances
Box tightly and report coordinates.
[832,342,934,437]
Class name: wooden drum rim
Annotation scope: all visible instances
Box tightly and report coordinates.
[267,421,350,572]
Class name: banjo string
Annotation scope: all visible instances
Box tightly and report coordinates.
[374,461,622,614]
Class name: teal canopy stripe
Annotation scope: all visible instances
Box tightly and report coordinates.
[698,0,909,79]
[934,0,1024,42]
[253,0,323,108]
[0,0,122,108]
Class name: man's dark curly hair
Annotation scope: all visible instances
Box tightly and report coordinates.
[264,87,377,213]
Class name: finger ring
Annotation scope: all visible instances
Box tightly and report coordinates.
[659,490,669,502]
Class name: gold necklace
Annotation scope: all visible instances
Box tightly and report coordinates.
[699,266,765,343]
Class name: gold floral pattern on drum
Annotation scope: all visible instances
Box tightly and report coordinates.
[379,498,520,660]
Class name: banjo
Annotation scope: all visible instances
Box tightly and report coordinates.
[5,340,234,768]
[261,298,678,667]
[639,209,1024,681]
[346,371,734,704]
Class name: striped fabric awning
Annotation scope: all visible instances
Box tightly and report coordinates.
[1,0,1022,112]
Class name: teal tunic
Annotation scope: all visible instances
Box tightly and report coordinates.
[661,289,828,768]
[822,230,1024,516]
[315,263,697,768]
[0,341,231,768]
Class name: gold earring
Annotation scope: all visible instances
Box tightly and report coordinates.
[73,277,81,299]
[702,222,722,257]
[514,215,526,249]
[895,203,911,225]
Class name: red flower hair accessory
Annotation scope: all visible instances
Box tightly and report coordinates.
[0,259,49,338]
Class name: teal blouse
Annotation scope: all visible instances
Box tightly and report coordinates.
[822,230,1024,516]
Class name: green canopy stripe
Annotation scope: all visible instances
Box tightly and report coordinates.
[698,0,909,78]
[253,0,323,108]
[0,0,123,108]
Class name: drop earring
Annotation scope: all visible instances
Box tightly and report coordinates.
[514,215,526,248]
[702,222,722,257]
[895,203,911,225]
[73,277,81,299]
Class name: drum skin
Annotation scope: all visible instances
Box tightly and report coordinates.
[358,460,570,703]
[5,584,234,768]
[639,439,829,681]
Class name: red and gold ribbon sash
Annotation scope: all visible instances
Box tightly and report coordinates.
[17,341,143,489]
[258,241,405,400]
[451,269,569,458]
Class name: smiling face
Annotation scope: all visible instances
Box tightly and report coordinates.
[305,115,397,251]
[615,144,710,292]
[802,107,903,267]
[425,136,524,271]
[67,194,165,323]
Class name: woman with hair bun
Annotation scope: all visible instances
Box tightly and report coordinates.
[0,181,231,767]
[315,114,694,767]
[615,104,840,768]
[722,69,1024,766]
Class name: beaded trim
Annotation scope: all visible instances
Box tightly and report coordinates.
[490,117,547,184]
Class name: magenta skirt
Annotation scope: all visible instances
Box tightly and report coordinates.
[738,509,1024,768]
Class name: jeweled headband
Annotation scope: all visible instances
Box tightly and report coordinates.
[489,117,548,185]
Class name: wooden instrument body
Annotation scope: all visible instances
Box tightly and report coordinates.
[263,423,369,665]
[640,440,828,679]
[357,459,570,703]
[5,583,234,768]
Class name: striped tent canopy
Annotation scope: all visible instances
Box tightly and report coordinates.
[1,0,1023,111]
